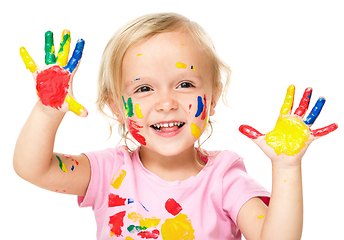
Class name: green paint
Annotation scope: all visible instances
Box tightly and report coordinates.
[127,225,147,233]
[45,31,56,65]
[56,155,68,172]
[58,33,70,54]
[122,96,134,117]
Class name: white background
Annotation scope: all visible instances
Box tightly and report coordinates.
[1,0,343,239]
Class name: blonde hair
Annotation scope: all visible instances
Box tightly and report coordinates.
[97,12,231,153]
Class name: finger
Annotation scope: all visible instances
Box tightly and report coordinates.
[56,29,71,67]
[65,94,88,117]
[45,31,56,65]
[280,85,295,116]
[239,125,264,139]
[311,123,338,138]
[304,97,325,126]
[63,39,85,73]
[294,87,312,118]
[19,47,38,73]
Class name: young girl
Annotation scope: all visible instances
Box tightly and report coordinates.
[14,13,338,240]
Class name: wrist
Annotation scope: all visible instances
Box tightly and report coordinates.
[35,101,66,120]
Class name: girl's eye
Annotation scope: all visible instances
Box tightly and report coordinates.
[178,82,194,88]
[136,86,152,93]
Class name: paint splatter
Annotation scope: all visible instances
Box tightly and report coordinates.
[108,193,126,207]
[36,65,70,109]
[161,214,195,240]
[127,225,147,233]
[137,53,142,56]
[122,96,134,117]
[175,62,187,68]
[71,165,74,171]
[165,198,182,216]
[125,237,135,240]
[135,103,144,119]
[257,215,265,219]
[64,155,79,165]
[128,198,135,204]
[127,119,147,145]
[195,96,204,118]
[128,212,161,229]
[56,155,68,173]
[137,229,160,239]
[111,169,127,189]
[140,201,149,212]
[191,66,196,71]
[191,114,208,138]
[109,211,126,237]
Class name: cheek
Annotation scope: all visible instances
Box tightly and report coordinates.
[189,94,209,138]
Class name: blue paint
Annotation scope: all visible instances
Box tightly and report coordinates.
[304,97,325,125]
[128,198,134,204]
[195,96,204,117]
[71,165,75,171]
[64,39,85,73]
[139,201,149,212]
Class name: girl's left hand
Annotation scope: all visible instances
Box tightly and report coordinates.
[239,85,338,167]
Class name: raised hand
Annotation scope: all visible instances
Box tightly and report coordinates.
[20,29,88,117]
[239,85,338,164]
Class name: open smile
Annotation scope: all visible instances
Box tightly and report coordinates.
[150,121,186,137]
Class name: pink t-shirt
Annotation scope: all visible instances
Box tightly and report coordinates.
[78,146,270,239]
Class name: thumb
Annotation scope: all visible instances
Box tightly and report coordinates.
[65,94,88,117]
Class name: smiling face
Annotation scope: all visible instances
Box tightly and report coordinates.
[115,30,218,156]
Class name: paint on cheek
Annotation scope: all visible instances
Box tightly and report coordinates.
[108,193,126,207]
[195,96,204,118]
[36,65,70,109]
[161,214,195,240]
[109,211,126,237]
[191,114,208,138]
[257,215,265,219]
[127,119,147,145]
[135,103,144,119]
[111,169,127,189]
[56,155,68,173]
[265,116,310,156]
[175,62,187,68]
[122,96,134,117]
[200,95,207,120]
[191,65,196,71]
[165,198,183,216]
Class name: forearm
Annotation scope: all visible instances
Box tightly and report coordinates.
[13,101,65,182]
[260,162,303,240]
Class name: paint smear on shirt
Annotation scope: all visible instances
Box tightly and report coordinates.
[128,212,161,229]
[175,62,187,68]
[137,229,160,239]
[56,155,68,173]
[109,211,126,237]
[165,198,183,216]
[108,193,126,207]
[161,213,195,240]
[125,237,135,240]
[135,103,144,119]
[265,116,310,156]
[111,169,127,189]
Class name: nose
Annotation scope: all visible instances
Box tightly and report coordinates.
[155,93,178,112]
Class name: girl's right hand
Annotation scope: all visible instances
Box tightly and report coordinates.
[20,29,88,117]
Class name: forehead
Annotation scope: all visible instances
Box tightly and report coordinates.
[122,31,213,86]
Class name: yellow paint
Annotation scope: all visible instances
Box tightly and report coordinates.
[56,29,71,67]
[128,212,160,228]
[257,215,265,219]
[110,232,114,237]
[19,47,38,73]
[180,43,185,45]
[265,116,310,156]
[161,213,195,240]
[176,62,187,68]
[135,103,144,119]
[65,94,84,115]
[191,114,208,138]
[125,237,135,240]
[137,53,142,56]
[111,169,126,189]
[280,85,295,116]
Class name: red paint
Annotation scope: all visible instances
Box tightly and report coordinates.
[137,229,160,239]
[127,119,146,145]
[109,211,126,237]
[36,65,70,109]
[311,123,338,137]
[189,104,192,110]
[108,193,126,207]
[201,94,207,120]
[239,125,264,139]
[64,155,79,165]
[165,198,182,216]
[294,88,312,117]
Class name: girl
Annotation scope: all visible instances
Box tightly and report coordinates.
[14,13,338,240]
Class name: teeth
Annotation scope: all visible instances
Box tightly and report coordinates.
[153,122,183,129]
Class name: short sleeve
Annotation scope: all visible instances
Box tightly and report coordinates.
[222,158,270,226]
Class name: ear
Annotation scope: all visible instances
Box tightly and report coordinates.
[107,98,125,124]
[209,82,223,116]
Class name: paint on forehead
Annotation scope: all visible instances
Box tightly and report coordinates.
[191,66,196,71]
[135,103,144,119]
[176,62,187,68]
[265,116,310,156]
[130,78,141,84]
[122,96,134,118]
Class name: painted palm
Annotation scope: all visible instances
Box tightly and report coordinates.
[20,29,87,117]
[239,85,338,162]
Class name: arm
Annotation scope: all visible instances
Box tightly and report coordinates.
[237,85,338,240]
[13,30,90,196]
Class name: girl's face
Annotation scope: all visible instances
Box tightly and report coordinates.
[117,30,217,156]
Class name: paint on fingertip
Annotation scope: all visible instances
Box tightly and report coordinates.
[257,215,265,219]
[56,155,68,172]
[176,62,187,68]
